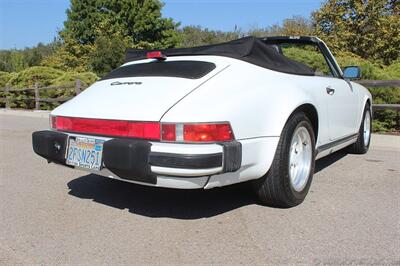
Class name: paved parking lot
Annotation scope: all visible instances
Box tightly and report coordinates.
[1,111,399,264]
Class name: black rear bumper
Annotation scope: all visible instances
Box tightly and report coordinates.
[32,130,242,184]
[32,130,69,164]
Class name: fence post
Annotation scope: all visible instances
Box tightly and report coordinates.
[34,83,40,110]
[5,87,10,109]
[75,79,81,95]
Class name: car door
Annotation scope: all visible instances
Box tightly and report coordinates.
[316,43,360,140]
[324,78,359,140]
[279,41,359,141]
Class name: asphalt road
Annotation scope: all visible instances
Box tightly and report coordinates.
[1,112,399,265]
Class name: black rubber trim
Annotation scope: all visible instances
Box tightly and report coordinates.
[32,130,68,164]
[316,133,358,154]
[103,138,156,184]
[219,141,242,172]
[149,152,222,169]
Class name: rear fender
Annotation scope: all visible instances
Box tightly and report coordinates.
[352,81,372,128]
[161,62,322,141]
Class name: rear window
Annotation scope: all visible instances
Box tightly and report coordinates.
[102,60,216,80]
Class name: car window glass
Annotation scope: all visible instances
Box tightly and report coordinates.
[279,43,334,77]
[102,61,216,80]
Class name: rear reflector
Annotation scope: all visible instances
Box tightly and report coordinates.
[51,116,234,143]
[51,116,160,140]
[161,124,176,141]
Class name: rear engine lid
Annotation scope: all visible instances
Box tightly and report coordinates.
[51,56,229,121]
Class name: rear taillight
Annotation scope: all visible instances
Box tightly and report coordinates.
[50,116,234,143]
[50,116,160,140]
[161,123,234,142]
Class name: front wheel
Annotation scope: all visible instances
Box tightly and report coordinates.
[253,112,316,208]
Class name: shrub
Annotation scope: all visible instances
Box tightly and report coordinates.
[385,60,400,79]
[0,71,13,107]
[51,72,98,87]
[6,66,64,88]
[283,47,330,74]
[2,67,98,109]
[0,71,12,87]
[41,72,99,110]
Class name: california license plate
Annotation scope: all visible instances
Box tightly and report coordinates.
[66,136,104,170]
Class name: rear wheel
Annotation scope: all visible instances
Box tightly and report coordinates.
[253,112,316,207]
[347,104,371,154]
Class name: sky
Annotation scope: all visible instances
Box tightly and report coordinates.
[0,0,322,50]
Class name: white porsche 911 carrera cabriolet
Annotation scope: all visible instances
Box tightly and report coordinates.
[32,36,372,207]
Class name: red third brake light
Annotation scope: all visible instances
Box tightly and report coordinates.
[146,51,166,60]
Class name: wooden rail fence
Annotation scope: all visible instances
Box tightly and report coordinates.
[356,80,400,111]
[0,79,85,110]
[0,79,399,111]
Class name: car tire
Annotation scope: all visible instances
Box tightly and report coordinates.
[253,112,316,208]
[347,103,371,154]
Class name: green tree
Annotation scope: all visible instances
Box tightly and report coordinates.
[249,16,314,37]
[89,33,130,76]
[5,51,26,72]
[42,36,93,72]
[61,0,180,48]
[313,0,400,65]
[0,51,13,72]
[178,25,242,47]
[179,16,313,48]
[0,42,58,72]
[58,0,180,74]
[279,16,314,36]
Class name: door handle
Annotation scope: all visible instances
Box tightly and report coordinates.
[326,87,335,95]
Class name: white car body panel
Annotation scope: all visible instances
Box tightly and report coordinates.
[52,56,229,121]
[45,42,371,190]
[205,137,279,189]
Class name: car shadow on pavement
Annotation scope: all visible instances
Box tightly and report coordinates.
[314,151,348,173]
[67,174,256,219]
[67,151,348,219]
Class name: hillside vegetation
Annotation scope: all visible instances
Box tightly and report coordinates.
[0,68,98,109]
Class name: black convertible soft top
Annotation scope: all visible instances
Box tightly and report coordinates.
[125,36,315,76]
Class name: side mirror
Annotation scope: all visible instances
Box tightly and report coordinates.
[343,66,361,80]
